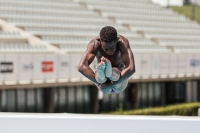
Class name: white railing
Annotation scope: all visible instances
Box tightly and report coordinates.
[0,113,200,133]
[152,0,184,7]
[191,0,200,5]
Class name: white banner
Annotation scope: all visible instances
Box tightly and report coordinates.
[44,54,58,80]
[160,54,169,75]
[194,54,200,73]
[19,54,33,81]
[0,54,6,82]
[186,54,194,74]
[141,54,151,75]
[151,54,160,75]
[4,54,18,81]
[169,54,178,75]
[178,54,186,74]
[90,57,97,72]
[58,54,70,80]
[69,53,83,80]
[33,54,45,80]
[132,53,141,77]
[1,53,200,84]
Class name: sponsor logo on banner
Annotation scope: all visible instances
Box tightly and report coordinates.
[0,62,13,73]
[61,62,68,67]
[153,60,159,68]
[190,59,200,67]
[22,63,34,71]
[60,62,68,71]
[42,61,53,72]
[141,60,148,68]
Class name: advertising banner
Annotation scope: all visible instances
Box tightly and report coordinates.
[141,54,151,76]
[178,54,186,74]
[132,53,140,78]
[90,58,97,72]
[1,53,200,84]
[19,54,33,81]
[58,54,70,80]
[186,54,194,74]
[0,55,5,82]
[160,54,169,75]
[169,54,178,75]
[194,54,200,73]
[44,55,58,80]
[151,54,160,75]
[69,53,83,80]
[4,54,18,81]
[33,54,45,80]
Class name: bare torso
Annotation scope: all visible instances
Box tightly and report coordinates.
[93,35,126,71]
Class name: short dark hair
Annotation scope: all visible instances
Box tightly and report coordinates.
[100,26,117,42]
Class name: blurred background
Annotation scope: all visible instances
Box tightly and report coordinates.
[0,0,200,115]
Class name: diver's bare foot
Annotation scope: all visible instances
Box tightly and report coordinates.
[104,58,112,78]
[96,61,106,81]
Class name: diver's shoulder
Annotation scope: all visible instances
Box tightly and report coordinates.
[88,36,101,51]
[117,34,129,47]
[117,34,128,40]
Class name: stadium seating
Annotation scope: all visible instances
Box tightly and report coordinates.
[0,31,27,43]
[0,43,50,53]
[0,0,165,53]
[173,46,200,53]
[76,0,200,51]
[0,0,199,53]
[0,27,53,53]
[159,39,200,46]
[129,45,171,53]
[144,32,200,40]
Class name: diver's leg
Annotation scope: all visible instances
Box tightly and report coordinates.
[108,67,128,94]
[112,79,128,94]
